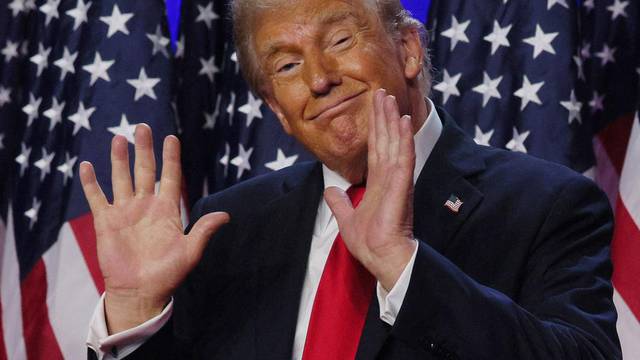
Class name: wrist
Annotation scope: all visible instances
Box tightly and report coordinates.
[104,290,169,334]
[369,238,417,291]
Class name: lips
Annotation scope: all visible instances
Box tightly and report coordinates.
[306,90,367,120]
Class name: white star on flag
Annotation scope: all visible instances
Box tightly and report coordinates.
[15,143,31,176]
[68,102,96,135]
[573,55,585,80]
[57,152,78,185]
[175,34,185,58]
[127,68,161,101]
[607,0,629,20]
[265,149,299,171]
[595,44,617,66]
[523,24,558,59]
[506,128,530,153]
[583,0,595,12]
[204,95,221,130]
[239,92,263,127]
[514,75,544,110]
[108,114,138,144]
[231,144,253,179]
[589,91,605,113]
[230,51,240,73]
[43,98,65,131]
[34,148,56,181]
[82,52,114,85]
[22,93,42,126]
[146,25,170,58]
[473,126,494,146]
[30,43,51,76]
[547,0,568,10]
[441,15,470,51]
[100,4,133,38]
[560,90,583,124]
[203,111,216,130]
[219,143,230,176]
[24,198,41,230]
[472,72,502,107]
[483,21,512,55]
[53,47,77,81]
[2,40,19,62]
[8,0,26,17]
[196,2,219,29]
[227,92,236,125]
[0,87,11,107]
[65,0,91,31]
[39,0,60,26]
[199,56,219,82]
[580,42,591,59]
[433,70,461,104]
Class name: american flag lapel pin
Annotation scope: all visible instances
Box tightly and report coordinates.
[444,194,463,213]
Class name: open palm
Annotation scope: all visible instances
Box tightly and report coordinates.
[80,125,228,333]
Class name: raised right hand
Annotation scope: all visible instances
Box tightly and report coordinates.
[79,124,229,334]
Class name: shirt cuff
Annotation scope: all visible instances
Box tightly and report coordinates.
[376,240,419,326]
[86,293,173,360]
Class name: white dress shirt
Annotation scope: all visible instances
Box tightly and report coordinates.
[87,100,443,360]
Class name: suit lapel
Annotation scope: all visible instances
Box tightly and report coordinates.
[413,110,486,254]
[253,163,324,359]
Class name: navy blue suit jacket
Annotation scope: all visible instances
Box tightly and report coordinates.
[96,110,620,359]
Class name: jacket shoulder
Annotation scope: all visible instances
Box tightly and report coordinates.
[189,161,320,222]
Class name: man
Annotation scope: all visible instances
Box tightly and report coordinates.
[83,0,621,359]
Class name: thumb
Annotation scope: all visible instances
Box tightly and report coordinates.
[324,187,354,226]
[186,211,230,262]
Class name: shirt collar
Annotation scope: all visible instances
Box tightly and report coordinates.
[316,98,443,232]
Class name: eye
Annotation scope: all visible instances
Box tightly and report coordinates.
[333,35,352,48]
[277,62,298,73]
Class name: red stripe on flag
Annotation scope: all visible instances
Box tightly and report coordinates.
[0,301,7,360]
[611,196,640,321]
[597,114,634,175]
[69,214,105,294]
[20,260,64,360]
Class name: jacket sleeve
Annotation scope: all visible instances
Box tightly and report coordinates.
[390,176,621,359]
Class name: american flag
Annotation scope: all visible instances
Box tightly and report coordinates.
[174,0,315,206]
[427,0,639,357]
[0,0,177,358]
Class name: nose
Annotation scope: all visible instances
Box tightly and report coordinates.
[303,53,341,96]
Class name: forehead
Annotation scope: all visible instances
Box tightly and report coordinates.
[253,0,376,50]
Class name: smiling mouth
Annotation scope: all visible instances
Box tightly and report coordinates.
[307,90,367,121]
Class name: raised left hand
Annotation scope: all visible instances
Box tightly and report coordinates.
[324,89,417,291]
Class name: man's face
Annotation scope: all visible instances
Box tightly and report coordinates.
[254,0,418,180]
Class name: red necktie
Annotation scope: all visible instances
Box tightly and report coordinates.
[302,185,375,360]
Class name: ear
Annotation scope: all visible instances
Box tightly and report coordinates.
[264,95,293,135]
[400,27,424,81]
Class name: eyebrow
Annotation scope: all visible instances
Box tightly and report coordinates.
[260,10,360,62]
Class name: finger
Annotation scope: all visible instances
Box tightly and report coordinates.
[384,95,401,161]
[186,212,230,265]
[368,89,385,166]
[374,89,389,160]
[133,124,157,197]
[159,135,182,205]
[324,187,354,226]
[398,115,416,173]
[111,135,134,204]
[79,161,109,214]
